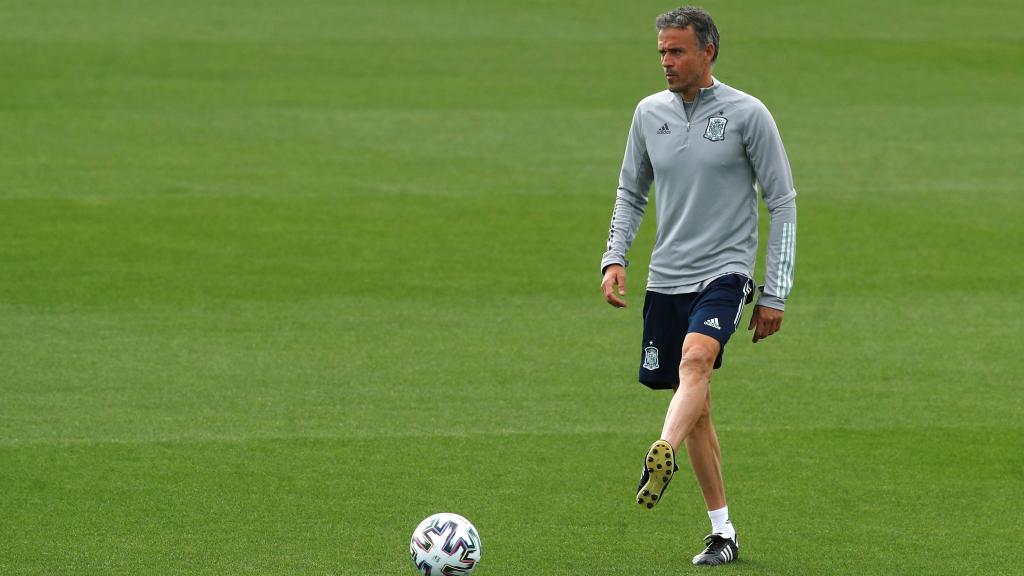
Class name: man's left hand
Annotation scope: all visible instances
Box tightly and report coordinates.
[748,305,784,343]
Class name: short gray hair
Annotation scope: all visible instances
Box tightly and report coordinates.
[656,6,720,63]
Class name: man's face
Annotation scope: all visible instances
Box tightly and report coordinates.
[658,26,713,96]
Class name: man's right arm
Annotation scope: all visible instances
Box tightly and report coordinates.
[601,104,654,275]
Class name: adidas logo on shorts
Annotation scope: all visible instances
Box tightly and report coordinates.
[703,318,721,330]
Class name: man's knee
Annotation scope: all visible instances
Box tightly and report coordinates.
[680,343,717,375]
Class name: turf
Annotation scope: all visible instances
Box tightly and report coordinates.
[1,1,1022,574]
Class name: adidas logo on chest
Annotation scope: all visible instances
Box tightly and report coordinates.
[656,122,671,135]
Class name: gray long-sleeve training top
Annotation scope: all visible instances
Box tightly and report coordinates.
[601,77,797,310]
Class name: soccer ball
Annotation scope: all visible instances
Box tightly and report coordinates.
[409,512,483,575]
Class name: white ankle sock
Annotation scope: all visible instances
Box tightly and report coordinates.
[708,506,734,538]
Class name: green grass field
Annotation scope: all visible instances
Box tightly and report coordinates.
[2,1,1022,574]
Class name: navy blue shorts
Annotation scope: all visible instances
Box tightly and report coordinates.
[639,274,754,390]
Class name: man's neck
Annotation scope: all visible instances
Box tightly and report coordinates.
[682,76,714,102]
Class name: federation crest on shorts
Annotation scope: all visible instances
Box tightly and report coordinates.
[642,344,660,370]
[704,116,728,142]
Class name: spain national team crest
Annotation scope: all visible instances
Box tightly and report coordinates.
[704,116,728,141]
[642,344,660,370]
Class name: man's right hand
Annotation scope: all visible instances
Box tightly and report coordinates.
[601,264,627,308]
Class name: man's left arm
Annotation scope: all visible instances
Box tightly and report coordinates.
[744,100,797,342]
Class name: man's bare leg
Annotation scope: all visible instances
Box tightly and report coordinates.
[660,333,718,452]
[684,389,726,510]
[659,333,727,509]
[637,333,727,511]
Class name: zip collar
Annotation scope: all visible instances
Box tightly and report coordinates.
[674,76,720,104]
[674,76,721,122]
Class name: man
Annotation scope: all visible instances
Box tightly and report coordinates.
[599,6,797,566]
